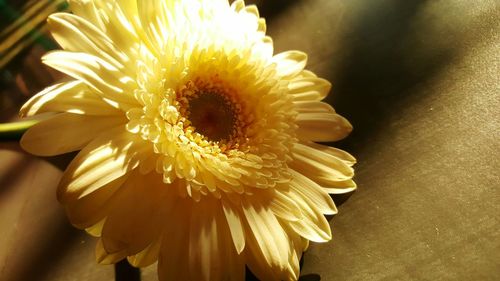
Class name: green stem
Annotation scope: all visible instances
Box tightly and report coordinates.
[0,120,38,141]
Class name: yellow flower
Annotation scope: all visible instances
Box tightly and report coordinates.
[20,0,356,280]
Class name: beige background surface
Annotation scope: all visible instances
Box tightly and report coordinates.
[1,0,499,280]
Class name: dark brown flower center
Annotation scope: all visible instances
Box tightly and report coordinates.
[187,91,237,142]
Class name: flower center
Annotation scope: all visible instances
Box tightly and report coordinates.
[176,78,249,149]
[187,91,236,142]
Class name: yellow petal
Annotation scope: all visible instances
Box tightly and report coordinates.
[269,190,303,221]
[303,141,356,166]
[158,199,191,281]
[242,197,289,271]
[293,100,335,114]
[289,169,338,215]
[67,0,103,28]
[42,51,137,108]
[136,0,170,55]
[296,112,352,142]
[283,226,303,280]
[48,13,130,70]
[20,80,121,117]
[230,0,245,12]
[323,179,357,194]
[188,199,222,281]
[87,0,140,56]
[290,143,357,194]
[272,51,307,78]
[102,172,167,255]
[245,243,282,281]
[289,76,331,101]
[20,113,125,156]
[287,189,332,243]
[291,142,354,181]
[95,238,127,265]
[127,238,162,268]
[217,210,245,281]
[85,218,105,237]
[65,174,127,228]
[57,126,152,203]
[221,199,246,254]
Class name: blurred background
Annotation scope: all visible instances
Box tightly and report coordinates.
[0,0,499,280]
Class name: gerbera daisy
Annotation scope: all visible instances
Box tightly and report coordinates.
[20,0,356,280]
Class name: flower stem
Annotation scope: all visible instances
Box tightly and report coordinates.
[0,120,38,141]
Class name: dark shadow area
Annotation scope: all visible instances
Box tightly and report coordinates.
[115,259,141,281]
[4,216,81,281]
[0,156,31,194]
[245,266,259,281]
[325,0,459,154]
[331,192,355,208]
[45,151,77,171]
[294,0,467,279]
[245,0,299,20]
[0,141,76,174]
[0,142,81,281]
[300,274,321,281]
[0,143,32,196]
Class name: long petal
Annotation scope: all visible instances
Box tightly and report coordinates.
[42,51,137,108]
[287,188,332,243]
[20,81,121,117]
[158,198,192,281]
[57,126,152,203]
[136,0,170,55]
[296,112,352,142]
[20,113,126,156]
[293,100,335,114]
[218,206,245,281]
[269,189,303,221]
[323,179,358,194]
[283,225,303,280]
[221,198,246,254]
[65,174,128,229]
[48,13,130,70]
[291,142,354,182]
[67,0,103,29]
[289,169,338,215]
[242,197,289,272]
[188,199,222,281]
[127,238,162,268]
[86,0,140,58]
[289,76,331,101]
[294,142,357,194]
[303,141,356,166]
[272,51,307,79]
[101,172,167,255]
[95,238,127,265]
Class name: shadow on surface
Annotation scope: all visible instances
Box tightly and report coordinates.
[300,274,321,281]
[115,260,141,281]
[4,218,80,281]
[326,0,459,154]
[0,143,32,196]
[246,0,299,19]
[45,151,77,171]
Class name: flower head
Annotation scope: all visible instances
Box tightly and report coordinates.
[20,0,356,280]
